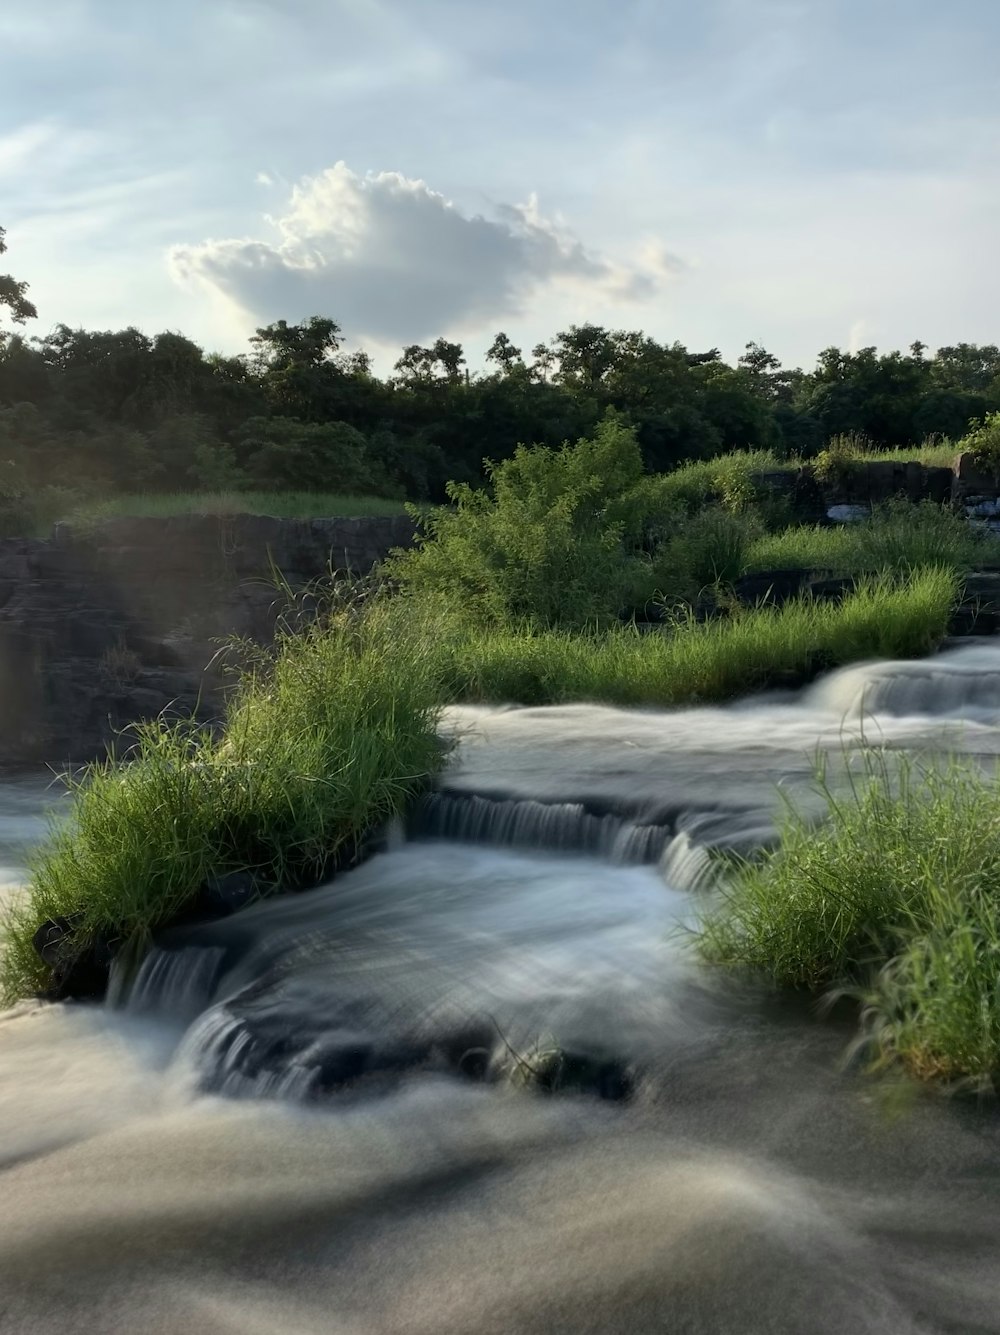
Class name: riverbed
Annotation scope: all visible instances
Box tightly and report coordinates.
[3,644,1000,1332]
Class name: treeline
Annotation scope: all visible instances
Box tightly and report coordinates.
[4,310,1000,504]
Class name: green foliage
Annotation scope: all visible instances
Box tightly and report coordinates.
[431,567,956,708]
[812,432,873,485]
[392,415,659,628]
[239,416,396,495]
[654,506,765,599]
[1,598,444,1001]
[958,411,1000,477]
[56,490,406,524]
[656,450,790,514]
[744,499,992,575]
[699,747,1000,1088]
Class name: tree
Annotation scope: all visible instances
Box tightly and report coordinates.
[486,331,523,375]
[0,227,36,332]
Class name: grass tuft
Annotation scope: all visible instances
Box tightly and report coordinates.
[699,746,1000,1088]
[1,598,444,1002]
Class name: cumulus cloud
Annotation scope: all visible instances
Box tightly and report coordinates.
[168,162,678,342]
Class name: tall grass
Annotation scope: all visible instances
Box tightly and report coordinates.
[56,490,407,525]
[815,433,958,475]
[744,500,994,575]
[432,567,957,708]
[699,748,1000,1088]
[658,450,791,513]
[1,599,444,1002]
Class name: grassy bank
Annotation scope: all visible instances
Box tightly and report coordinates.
[699,749,1000,1088]
[1,601,444,1002]
[434,567,958,708]
[57,490,408,524]
[743,501,994,576]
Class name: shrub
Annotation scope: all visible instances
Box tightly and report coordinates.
[392,414,661,628]
[958,411,1000,478]
[653,506,765,600]
[656,449,789,515]
[812,432,873,487]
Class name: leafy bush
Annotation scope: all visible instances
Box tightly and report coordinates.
[656,449,790,515]
[812,432,873,486]
[958,411,1000,478]
[1,597,444,1001]
[392,414,662,628]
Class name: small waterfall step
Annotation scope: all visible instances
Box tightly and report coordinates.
[411,791,672,864]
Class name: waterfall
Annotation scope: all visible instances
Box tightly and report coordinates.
[119,945,228,1019]
[412,791,671,864]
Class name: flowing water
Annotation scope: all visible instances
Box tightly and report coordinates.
[5,646,1000,1331]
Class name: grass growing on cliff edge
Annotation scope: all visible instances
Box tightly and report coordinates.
[432,566,958,708]
[0,600,444,1002]
[743,500,995,576]
[699,748,1000,1089]
[56,490,407,526]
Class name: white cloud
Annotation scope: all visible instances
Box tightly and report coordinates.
[168,163,678,343]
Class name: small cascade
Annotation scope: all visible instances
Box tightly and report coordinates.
[172,1004,321,1101]
[659,831,722,894]
[413,791,672,863]
[808,642,1000,720]
[119,945,228,1019]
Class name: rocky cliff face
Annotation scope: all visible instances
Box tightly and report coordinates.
[0,515,416,767]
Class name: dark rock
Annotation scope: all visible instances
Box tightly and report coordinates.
[197,870,268,918]
[0,514,417,767]
[33,914,120,1001]
[732,569,810,608]
[804,574,857,603]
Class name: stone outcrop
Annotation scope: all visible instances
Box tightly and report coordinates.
[0,514,416,767]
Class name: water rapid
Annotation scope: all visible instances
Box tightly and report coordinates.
[4,644,1000,1331]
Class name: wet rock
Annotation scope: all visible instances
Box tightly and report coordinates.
[33,914,120,1001]
[196,870,268,918]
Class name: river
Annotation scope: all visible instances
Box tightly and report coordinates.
[3,644,1000,1332]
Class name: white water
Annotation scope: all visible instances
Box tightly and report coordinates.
[4,646,1000,1331]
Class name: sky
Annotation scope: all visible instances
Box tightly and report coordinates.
[2,0,1000,373]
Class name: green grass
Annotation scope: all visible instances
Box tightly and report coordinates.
[840,440,958,469]
[743,500,995,576]
[431,567,958,708]
[56,490,407,525]
[862,441,959,468]
[658,450,792,513]
[0,563,960,1006]
[699,748,1000,1088]
[1,598,444,1002]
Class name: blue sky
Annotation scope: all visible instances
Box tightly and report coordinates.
[3,0,999,370]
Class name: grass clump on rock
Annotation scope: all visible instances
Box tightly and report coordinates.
[1,598,445,1003]
[700,748,1000,1089]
